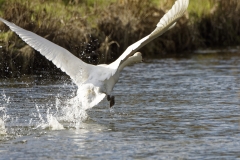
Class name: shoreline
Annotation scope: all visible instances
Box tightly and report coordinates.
[0,0,240,77]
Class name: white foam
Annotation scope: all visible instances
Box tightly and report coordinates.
[0,118,6,135]
[34,105,64,130]
[0,92,10,135]
[33,84,106,130]
[57,96,89,129]
[37,114,64,130]
[56,84,106,129]
[34,94,89,130]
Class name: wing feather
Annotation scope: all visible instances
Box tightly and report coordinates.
[109,0,189,71]
[0,18,94,85]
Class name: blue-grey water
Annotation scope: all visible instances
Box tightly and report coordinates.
[0,51,240,159]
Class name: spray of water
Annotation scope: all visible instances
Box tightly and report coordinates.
[32,84,105,130]
[0,118,6,135]
[1,77,106,133]
[0,91,10,135]
[35,105,64,130]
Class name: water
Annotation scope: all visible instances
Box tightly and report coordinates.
[0,52,240,159]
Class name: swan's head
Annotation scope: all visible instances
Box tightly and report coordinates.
[131,52,142,63]
[124,52,142,66]
[118,52,142,71]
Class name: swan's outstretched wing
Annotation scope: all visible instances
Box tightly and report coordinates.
[0,18,94,85]
[109,0,189,70]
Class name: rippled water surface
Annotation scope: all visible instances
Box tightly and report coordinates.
[0,52,240,159]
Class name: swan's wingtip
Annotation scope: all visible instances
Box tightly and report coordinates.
[156,0,189,28]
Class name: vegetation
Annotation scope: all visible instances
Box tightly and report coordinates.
[0,0,240,77]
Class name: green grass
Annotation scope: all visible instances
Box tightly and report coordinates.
[0,31,13,42]
[188,0,213,17]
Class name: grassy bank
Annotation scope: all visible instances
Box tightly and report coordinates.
[0,0,240,77]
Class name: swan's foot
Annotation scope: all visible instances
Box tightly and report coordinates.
[110,96,115,108]
[107,95,115,108]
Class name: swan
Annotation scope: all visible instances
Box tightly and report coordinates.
[0,0,189,108]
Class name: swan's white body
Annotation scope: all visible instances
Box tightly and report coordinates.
[0,0,189,108]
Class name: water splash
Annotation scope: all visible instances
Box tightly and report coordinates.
[57,97,89,129]
[33,96,90,130]
[31,84,105,130]
[34,104,64,130]
[0,80,106,133]
[0,118,6,135]
[0,91,10,135]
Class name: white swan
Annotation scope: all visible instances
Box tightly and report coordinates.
[0,0,189,108]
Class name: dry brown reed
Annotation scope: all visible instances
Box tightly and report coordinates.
[197,0,240,47]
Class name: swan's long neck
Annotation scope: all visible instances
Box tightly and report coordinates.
[118,52,142,72]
